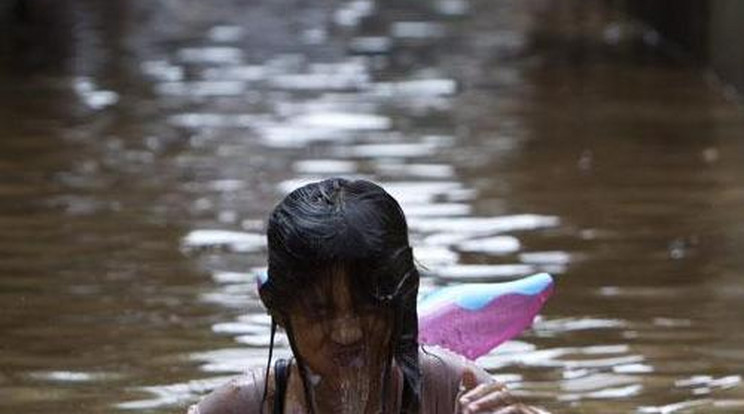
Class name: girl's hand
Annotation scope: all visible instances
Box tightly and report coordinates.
[456,370,547,414]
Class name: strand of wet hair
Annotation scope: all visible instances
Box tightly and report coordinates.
[260,320,277,414]
[284,323,318,414]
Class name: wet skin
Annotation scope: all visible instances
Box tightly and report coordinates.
[282,267,395,413]
[278,267,547,414]
[286,267,393,375]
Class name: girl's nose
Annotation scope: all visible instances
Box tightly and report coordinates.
[330,316,363,345]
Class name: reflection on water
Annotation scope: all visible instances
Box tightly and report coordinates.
[1,0,744,413]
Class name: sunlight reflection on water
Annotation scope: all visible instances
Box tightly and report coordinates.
[3,0,744,413]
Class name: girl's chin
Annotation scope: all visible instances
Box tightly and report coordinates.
[314,355,385,377]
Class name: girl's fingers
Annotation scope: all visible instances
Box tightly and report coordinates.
[494,404,546,414]
[493,407,526,414]
[458,369,479,393]
[457,369,545,414]
[464,389,514,412]
[460,381,507,405]
[459,383,491,404]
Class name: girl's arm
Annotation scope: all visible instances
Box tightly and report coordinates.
[456,369,550,414]
[420,346,549,414]
[186,370,267,414]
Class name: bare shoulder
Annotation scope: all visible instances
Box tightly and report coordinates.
[186,369,269,414]
[419,345,492,384]
[419,346,552,414]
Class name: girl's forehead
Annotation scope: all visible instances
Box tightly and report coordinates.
[301,265,352,298]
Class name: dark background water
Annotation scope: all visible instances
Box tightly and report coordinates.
[1,1,743,413]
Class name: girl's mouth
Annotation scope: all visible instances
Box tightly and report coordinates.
[332,343,365,367]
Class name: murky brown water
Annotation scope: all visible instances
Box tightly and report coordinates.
[2,1,744,413]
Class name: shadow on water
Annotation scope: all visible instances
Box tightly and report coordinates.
[1,0,744,413]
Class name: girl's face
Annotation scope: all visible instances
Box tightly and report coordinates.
[287,267,393,378]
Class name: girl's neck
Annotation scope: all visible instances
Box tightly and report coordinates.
[284,361,402,414]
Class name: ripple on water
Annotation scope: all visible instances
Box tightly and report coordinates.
[28,371,121,383]
[156,81,246,97]
[435,0,470,16]
[277,175,370,194]
[200,284,257,308]
[141,60,185,82]
[560,380,643,401]
[380,181,463,205]
[375,162,455,179]
[335,142,442,158]
[269,61,370,91]
[177,47,244,64]
[456,235,521,255]
[72,77,119,110]
[257,124,354,148]
[190,347,287,373]
[408,214,560,236]
[422,232,472,246]
[212,322,267,337]
[638,399,719,414]
[431,264,536,282]
[182,230,265,252]
[201,65,267,81]
[518,251,572,274]
[207,25,244,42]
[403,203,471,218]
[675,375,742,392]
[391,21,447,39]
[292,112,391,130]
[212,271,252,284]
[333,0,374,27]
[117,376,233,410]
[168,113,266,128]
[369,78,457,98]
[535,317,628,335]
[414,245,460,268]
[293,159,358,175]
[519,251,572,265]
[349,36,392,54]
[612,363,654,374]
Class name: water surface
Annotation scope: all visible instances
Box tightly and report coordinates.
[1,1,744,413]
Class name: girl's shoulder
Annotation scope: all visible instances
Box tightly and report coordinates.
[186,369,269,414]
[418,345,493,413]
[419,345,492,384]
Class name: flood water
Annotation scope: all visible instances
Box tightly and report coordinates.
[1,1,744,413]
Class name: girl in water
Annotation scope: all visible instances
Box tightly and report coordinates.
[188,178,547,414]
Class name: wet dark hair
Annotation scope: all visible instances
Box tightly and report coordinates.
[259,178,421,413]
